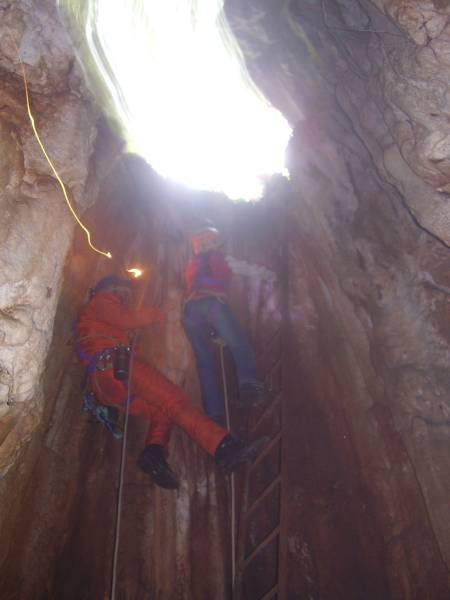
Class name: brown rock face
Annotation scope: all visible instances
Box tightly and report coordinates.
[226,0,450,597]
[1,1,450,599]
[0,0,101,471]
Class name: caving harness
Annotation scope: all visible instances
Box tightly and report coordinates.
[74,323,133,439]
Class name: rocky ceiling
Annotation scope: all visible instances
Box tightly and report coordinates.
[227,0,450,244]
[0,0,450,599]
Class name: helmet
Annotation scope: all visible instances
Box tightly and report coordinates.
[191,223,220,255]
[92,275,132,296]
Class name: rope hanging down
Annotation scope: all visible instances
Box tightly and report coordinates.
[110,340,135,599]
[218,340,237,589]
[14,40,112,259]
[109,332,236,596]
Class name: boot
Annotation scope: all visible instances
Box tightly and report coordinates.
[215,435,266,474]
[239,381,271,408]
[137,444,180,490]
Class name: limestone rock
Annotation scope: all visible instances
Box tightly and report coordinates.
[0,1,99,462]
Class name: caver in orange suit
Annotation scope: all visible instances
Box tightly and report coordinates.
[76,289,228,457]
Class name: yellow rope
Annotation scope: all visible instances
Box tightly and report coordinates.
[15,42,112,259]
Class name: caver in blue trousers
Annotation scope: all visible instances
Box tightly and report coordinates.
[182,296,259,421]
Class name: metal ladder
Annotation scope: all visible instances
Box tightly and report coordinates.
[231,327,284,600]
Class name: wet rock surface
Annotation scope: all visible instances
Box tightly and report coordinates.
[281,133,450,598]
[227,0,450,244]
[0,0,101,468]
[0,153,284,598]
[1,1,450,599]
[226,0,450,597]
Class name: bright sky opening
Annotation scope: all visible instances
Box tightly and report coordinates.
[87,0,292,200]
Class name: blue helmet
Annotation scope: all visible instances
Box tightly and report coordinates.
[92,275,132,296]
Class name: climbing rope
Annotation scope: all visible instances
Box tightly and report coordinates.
[109,277,153,598]
[110,339,136,600]
[13,38,112,259]
[218,339,237,590]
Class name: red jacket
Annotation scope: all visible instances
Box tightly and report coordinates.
[184,250,231,299]
[77,292,163,357]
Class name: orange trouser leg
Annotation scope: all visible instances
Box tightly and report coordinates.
[94,360,228,456]
[131,360,228,456]
[92,370,173,450]
[130,396,173,449]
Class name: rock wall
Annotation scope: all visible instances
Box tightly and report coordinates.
[280,128,450,598]
[227,0,450,243]
[0,153,285,598]
[2,0,450,598]
[0,0,106,475]
[226,0,450,597]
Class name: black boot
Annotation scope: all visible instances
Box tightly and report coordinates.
[137,445,180,490]
[215,435,267,474]
[239,382,271,409]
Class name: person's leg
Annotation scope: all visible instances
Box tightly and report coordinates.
[92,369,128,405]
[93,369,173,450]
[182,299,225,420]
[93,372,177,489]
[208,300,258,386]
[94,367,225,454]
[131,402,178,489]
[140,403,173,448]
[94,365,257,474]
[130,359,227,456]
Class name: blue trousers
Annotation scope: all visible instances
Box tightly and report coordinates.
[181,297,258,420]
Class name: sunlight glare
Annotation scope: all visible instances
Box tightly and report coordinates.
[90,0,291,200]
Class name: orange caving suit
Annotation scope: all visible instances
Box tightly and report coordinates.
[76,291,227,455]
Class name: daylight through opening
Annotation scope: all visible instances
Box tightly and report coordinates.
[85,0,291,200]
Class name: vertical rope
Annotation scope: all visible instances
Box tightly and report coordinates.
[219,342,236,590]
[109,271,154,598]
[110,343,136,600]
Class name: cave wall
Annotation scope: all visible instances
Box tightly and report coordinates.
[227,0,450,243]
[0,3,284,595]
[280,126,450,598]
[226,0,450,597]
[0,152,285,599]
[0,0,116,474]
[2,0,450,599]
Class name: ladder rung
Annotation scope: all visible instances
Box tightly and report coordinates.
[249,432,282,471]
[250,393,281,436]
[255,328,282,361]
[246,475,281,516]
[242,526,280,567]
[259,584,278,600]
[266,355,282,379]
